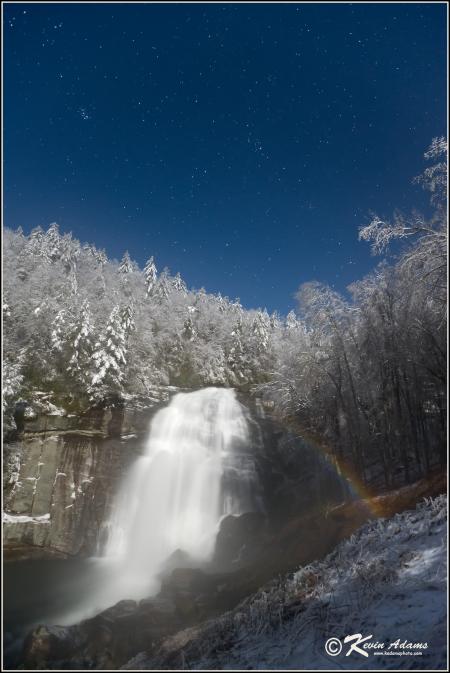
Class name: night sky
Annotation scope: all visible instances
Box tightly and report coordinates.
[4,2,447,314]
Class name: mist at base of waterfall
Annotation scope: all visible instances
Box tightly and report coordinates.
[42,552,202,627]
[3,557,106,668]
[3,548,208,652]
[2,557,147,667]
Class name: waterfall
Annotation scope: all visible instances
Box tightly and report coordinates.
[51,387,261,626]
[97,387,260,605]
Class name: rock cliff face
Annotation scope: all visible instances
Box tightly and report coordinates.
[3,388,349,561]
[3,391,174,559]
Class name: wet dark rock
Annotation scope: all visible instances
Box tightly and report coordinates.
[213,511,269,568]
[161,548,196,573]
[23,625,81,670]
[22,596,183,670]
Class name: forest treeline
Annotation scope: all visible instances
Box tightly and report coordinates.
[3,138,447,488]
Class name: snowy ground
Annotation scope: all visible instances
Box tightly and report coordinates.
[124,494,447,670]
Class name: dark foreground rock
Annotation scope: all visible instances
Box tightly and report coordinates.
[212,511,269,568]
[23,598,182,670]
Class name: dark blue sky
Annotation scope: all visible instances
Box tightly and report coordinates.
[4,2,447,314]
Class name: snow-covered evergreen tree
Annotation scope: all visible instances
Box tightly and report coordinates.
[252,310,270,352]
[182,315,196,341]
[44,222,62,261]
[27,226,46,257]
[269,311,282,330]
[118,251,136,298]
[172,272,187,294]
[93,248,108,268]
[51,309,70,353]
[195,287,208,306]
[90,306,128,395]
[154,269,171,302]
[59,232,80,295]
[286,310,300,329]
[118,251,135,275]
[216,293,227,313]
[144,256,158,296]
[67,301,95,387]
[89,303,136,396]
[120,304,135,334]
[227,317,248,382]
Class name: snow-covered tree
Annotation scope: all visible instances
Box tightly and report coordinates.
[154,269,171,302]
[51,309,70,353]
[118,251,135,275]
[216,293,227,313]
[120,304,135,334]
[252,310,270,353]
[286,310,300,330]
[196,343,227,386]
[27,226,45,256]
[3,359,24,413]
[269,311,282,330]
[59,232,80,295]
[414,136,447,206]
[182,315,196,341]
[44,222,62,261]
[227,317,249,383]
[144,256,158,296]
[3,298,12,320]
[89,302,136,396]
[90,306,128,395]
[67,301,95,387]
[359,137,447,255]
[172,272,187,294]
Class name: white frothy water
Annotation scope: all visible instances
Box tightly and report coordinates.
[55,387,259,623]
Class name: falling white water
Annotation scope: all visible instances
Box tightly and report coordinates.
[86,387,260,610]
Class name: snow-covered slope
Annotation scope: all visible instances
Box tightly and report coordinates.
[124,494,447,670]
